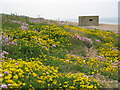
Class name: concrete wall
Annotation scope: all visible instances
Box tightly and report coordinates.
[78,16,99,26]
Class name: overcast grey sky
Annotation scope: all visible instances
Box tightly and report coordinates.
[1,0,119,20]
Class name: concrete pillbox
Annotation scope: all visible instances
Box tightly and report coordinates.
[78,16,99,26]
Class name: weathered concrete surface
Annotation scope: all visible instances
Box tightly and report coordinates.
[78,16,99,26]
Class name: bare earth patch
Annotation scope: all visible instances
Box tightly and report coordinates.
[82,24,118,33]
[59,21,118,33]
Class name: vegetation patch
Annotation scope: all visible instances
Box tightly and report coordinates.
[0,14,119,89]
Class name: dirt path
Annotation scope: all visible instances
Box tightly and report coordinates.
[81,24,118,33]
[58,21,118,33]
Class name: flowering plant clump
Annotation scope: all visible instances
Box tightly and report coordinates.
[73,34,93,44]
[1,14,119,89]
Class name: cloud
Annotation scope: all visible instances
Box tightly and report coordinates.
[1,0,119,3]
[1,0,118,19]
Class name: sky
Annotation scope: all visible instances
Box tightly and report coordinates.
[1,0,119,20]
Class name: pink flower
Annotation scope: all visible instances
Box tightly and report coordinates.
[4,71,9,75]
[0,52,4,56]
[0,74,2,77]
[0,60,4,62]
[98,56,102,59]
[16,21,21,24]
[21,25,28,30]
[73,34,93,44]
[3,36,9,42]
[111,63,114,65]
[112,66,118,68]
[9,58,12,60]
[46,72,49,74]
[16,63,19,65]
[114,61,118,63]
[9,42,17,45]
[44,46,48,48]
[3,51,9,55]
[25,23,28,26]
[1,84,8,89]
[0,36,2,40]
[2,36,7,39]
[5,39,9,42]
[52,44,56,47]
[112,48,118,51]
[95,39,101,42]
[66,60,69,62]
[2,56,5,59]
[8,84,12,86]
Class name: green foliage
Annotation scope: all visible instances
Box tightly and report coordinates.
[1,14,119,89]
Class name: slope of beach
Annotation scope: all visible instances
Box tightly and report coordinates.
[1,14,119,89]
[55,21,118,33]
[53,20,118,33]
[82,24,118,33]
